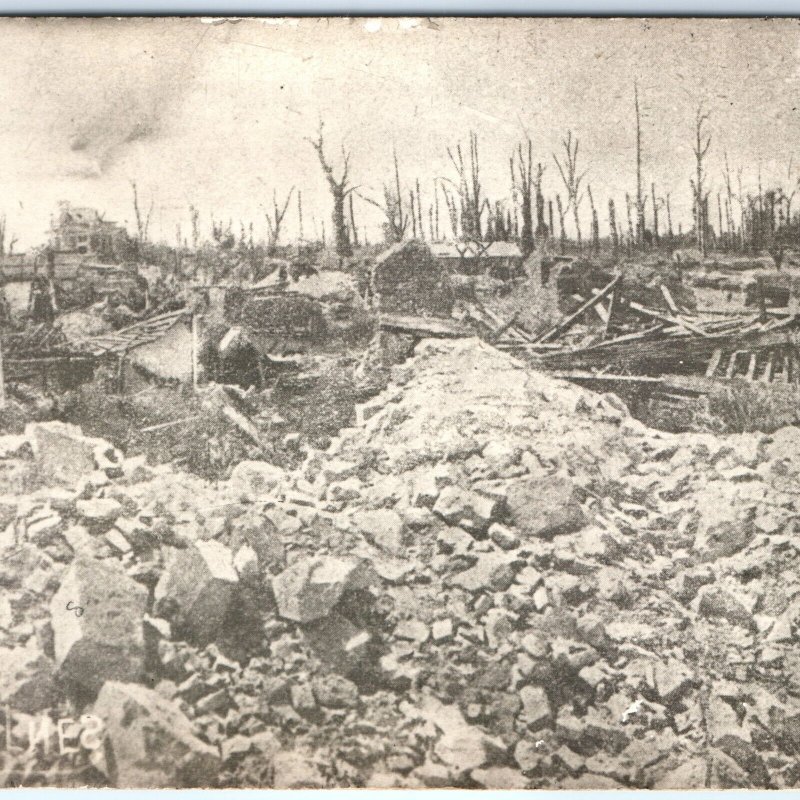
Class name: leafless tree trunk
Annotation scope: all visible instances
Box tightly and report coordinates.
[625,193,635,253]
[416,179,424,241]
[665,193,674,241]
[297,190,304,243]
[634,83,647,246]
[555,194,567,254]
[690,104,712,257]
[608,198,619,252]
[441,183,459,240]
[349,193,358,247]
[264,187,295,254]
[554,130,587,251]
[131,181,153,258]
[651,183,659,246]
[446,132,485,241]
[307,121,356,258]
[188,205,200,251]
[511,138,535,256]
[587,185,600,255]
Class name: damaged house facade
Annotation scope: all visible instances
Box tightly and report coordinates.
[49,202,131,260]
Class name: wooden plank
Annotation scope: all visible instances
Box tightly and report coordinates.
[761,350,775,383]
[628,302,710,338]
[726,351,742,379]
[745,352,757,381]
[536,274,620,343]
[660,284,680,315]
[705,348,723,378]
[604,289,619,339]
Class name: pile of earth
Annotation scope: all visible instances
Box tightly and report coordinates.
[2,337,800,789]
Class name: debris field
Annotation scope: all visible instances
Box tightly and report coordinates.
[2,336,800,788]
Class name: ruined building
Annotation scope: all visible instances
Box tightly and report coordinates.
[48,202,131,260]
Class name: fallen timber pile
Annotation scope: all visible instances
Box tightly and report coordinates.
[489,275,800,398]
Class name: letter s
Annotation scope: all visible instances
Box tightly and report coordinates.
[79,714,104,751]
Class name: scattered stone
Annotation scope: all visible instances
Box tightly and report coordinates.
[272,751,326,788]
[432,486,500,534]
[290,682,317,713]
[50,557,148,692]
[154,540,239,644]
[228,460,285,499]
[519,684,551,730]
[471,766,527,789]
[652,659,695,703]
[0,640,57,713]
[694,519,754,561]
[489,522,520,550]
[27,422,113,488]
[448,551,519,592]
[506,475,587,538]
[272,556,376,623]
[431,618,454,642]
[312,674,359,708]
[350,509,407,555]
[394,618,430,644]
[698,587,755,629]
[93,681,221,787]
[76,497,123,524]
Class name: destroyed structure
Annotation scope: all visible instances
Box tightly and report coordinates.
[2,213,800,790]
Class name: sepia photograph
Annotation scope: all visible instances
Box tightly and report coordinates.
[1,14,800,790]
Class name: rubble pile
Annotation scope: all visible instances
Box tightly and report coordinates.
[3,341,800,788]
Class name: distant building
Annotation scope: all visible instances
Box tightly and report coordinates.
[430,240,523,279]
[49,202,131,260]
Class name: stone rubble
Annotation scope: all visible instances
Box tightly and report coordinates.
[2,337,800,788]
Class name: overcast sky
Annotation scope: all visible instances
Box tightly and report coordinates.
[1,17,800,249]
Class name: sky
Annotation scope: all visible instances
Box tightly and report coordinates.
[1,17,800,250]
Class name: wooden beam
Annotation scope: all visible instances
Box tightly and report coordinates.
[628,302,710,338]
[604,289,619,339]
[536,275,621,343]
[761,350,775,383]
[745,352,757,381]
[705,348,723,378]
[660,284,679,315]
[726,351,742,379]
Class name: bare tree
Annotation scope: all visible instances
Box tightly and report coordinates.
[625,193,635,253]
[555,194,567,254]
[297,190,304,243]
[690,104,712,256]
[307,121,357,258]
[608,198,619,252]
[651,183,660,246]
[511,139,534,256]
[446,132,486,241]
[587,185,600,255]
[440,182,460,240]
[665,192,674,241]
[188,205,200,251]
[634,83,647,245]
[264,187,296,254]
[553,131,587,250]
[778,158,799,235]
[131,181,153,256]
[359,149,410,244]
[0,214,6,256]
